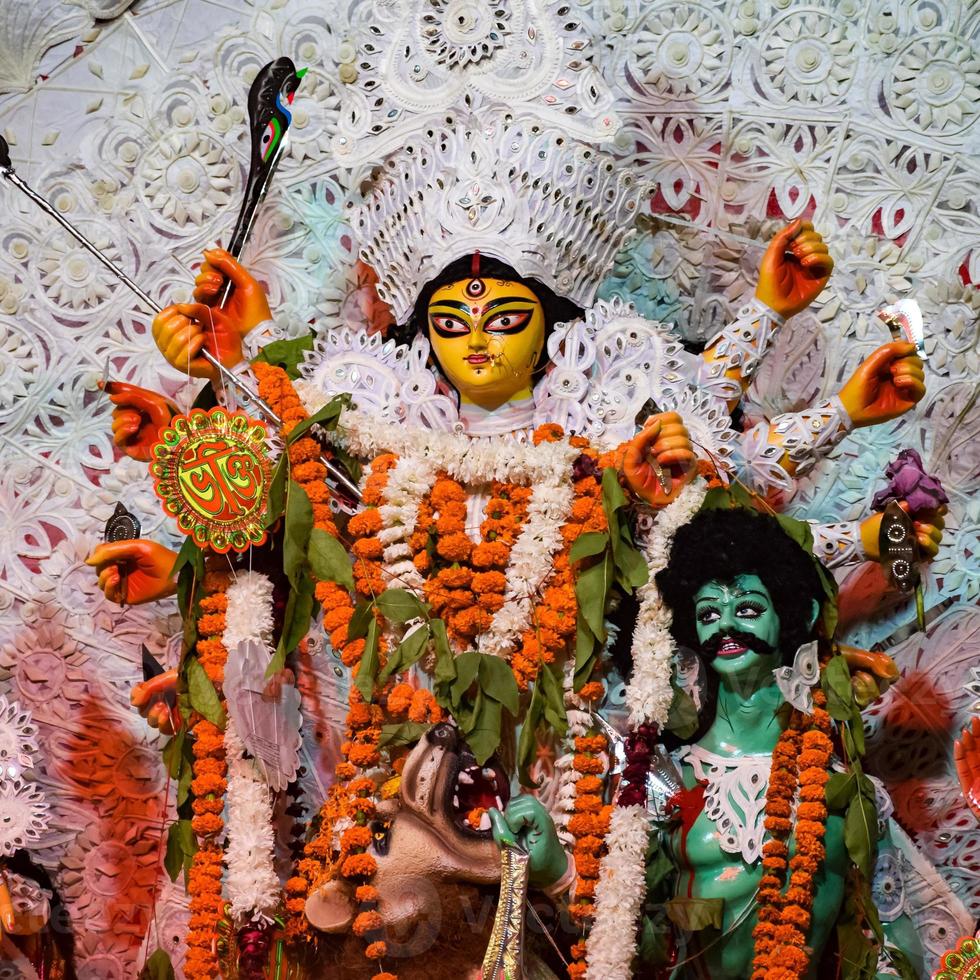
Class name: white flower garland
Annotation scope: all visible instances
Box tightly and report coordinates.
[222,572,279,923]
[477,479,574,657]
[624,481,707,728]
[553,660,590,848]
[333,408,579,487]
[378,452,439,595]
[586,805,652,980]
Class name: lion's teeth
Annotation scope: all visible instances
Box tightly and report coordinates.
[453,794,459,809]
[479,813,491,831]
[495,795,504,808]
[457,771,474,785]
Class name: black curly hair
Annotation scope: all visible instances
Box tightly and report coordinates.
[655,508,826,666]
[389,254,583,380]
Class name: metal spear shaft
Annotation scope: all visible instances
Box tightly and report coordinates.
[0,139,361,503]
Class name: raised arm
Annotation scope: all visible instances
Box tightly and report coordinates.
[698,220,833,407]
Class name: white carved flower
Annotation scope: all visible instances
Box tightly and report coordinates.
[626,4,731,102]
[920,280,980,381]
[0,319,40,418]
[0,777,49,856]
[0,695,38,779]
[33,227,121,312]
[760,9,855,105]
[137,131,234,228]
[419,0,512,69]
[889,34,980,134]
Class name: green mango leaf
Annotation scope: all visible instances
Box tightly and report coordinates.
[821,655,855,721]
[269,578,315,676]
[285,393,351,444]
[379,721,430,748]
[378,623,430,684]
[308,526,354,590]
[263,453,289,529]
[479,654,520,716]
[517,682,544,788]
[347,600,373,642]
[825,771,857,811]
[283,480,314,589]
[164,819,197,884]
[140,948,177,980]
[171,535,204,580]
[431,618,456,685]
[601,465,628,520]
[774,513,815,554]
[837,919,877,980]
[841,714,866,760]
[574,615,599,689]
[354,618,380,700]
[464,693,502,765]
[664,897,724,932]
[251,333,314,379]
[539,662,567,734]
[576,552,612,641]
[451,650,482,706]
[376,588,428,623]
[613,538,649,591]
[186,656,225,728]
[161,729,185,780]
[569,531,609,562]
[666,687,699,739]
[844,793,878,878]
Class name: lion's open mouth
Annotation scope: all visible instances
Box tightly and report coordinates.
[448,749,511,837]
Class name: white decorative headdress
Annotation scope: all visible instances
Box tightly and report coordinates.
[333,0,646,323]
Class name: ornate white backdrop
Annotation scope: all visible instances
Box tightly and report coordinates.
[0,1,977,976]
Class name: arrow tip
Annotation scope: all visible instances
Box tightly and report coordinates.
[0,133,11,172]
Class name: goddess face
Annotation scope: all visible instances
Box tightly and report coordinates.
[427,276,545,410]
[693,574,782,679]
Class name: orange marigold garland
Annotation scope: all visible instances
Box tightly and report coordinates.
[185,566,232,980]
[751,691,834,980]
[566,681,613,980]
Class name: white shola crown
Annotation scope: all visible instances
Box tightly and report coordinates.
[348,114,647,323]
[334,0,644,323]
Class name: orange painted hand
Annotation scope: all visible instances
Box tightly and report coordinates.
[131,670,181,736]
[839,341,926,427]
[100,380,176,462]
[0,874,46,936]
[859,503,946,562]
[193,248,271,335]
[623,412,697,508]
[151,301,244,382]
[755,219,834,319]
[85,539,179,605]
[841,645,900,708]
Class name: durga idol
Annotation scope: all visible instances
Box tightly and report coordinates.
[86,43,944,980]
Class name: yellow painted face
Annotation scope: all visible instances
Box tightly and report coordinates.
[427,277,546,410]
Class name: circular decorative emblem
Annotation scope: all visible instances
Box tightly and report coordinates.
[936,936,980,980]
[150,408,271,553]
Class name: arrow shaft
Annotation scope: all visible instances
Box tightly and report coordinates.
[0,166,361,504]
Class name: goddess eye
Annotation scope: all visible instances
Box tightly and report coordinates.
[485,309,532,333]
[430,314,469,336]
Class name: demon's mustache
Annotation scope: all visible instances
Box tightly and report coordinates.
[699,629,776,659]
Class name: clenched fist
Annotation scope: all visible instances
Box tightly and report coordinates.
[152,301,244,382]
[839,341,926,427]
[85,539,179,605]
[623,412,697,508]
[193,247,271,334]
[755,219,834,319]
[101,380,176,462]
[131,670,181,736]
[860,503,946,562]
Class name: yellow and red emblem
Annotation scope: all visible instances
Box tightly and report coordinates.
[936,936,980,980]
[150,407,271,553]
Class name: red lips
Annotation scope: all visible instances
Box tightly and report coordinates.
[715,636,748,658]
[465,354,490,364]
